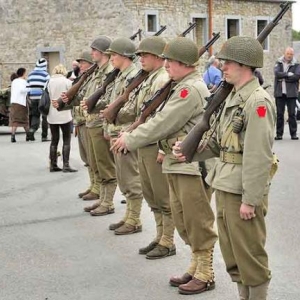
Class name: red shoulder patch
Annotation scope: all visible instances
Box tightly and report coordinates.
[180,88,189,99]
[256,105,267,118]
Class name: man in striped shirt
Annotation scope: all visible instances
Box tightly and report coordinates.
[27,58,50,141]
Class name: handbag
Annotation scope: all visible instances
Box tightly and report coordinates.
[39,82,50,115]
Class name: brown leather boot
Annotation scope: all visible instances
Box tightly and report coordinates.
[178,278,215,295]
[84,201,101,212]
[139,241,158,255]
[146,244,176,260]
[82,192,99,201]
[114,223,142,235]
[90,205,115,216]
[169,273,193,287]
[108,221,125,231]
[78,189,91,198]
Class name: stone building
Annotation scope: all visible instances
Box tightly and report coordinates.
[0,0,293,89]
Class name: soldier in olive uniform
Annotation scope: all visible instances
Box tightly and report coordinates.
[133,36,176,259]
[173,36,276,300]
[61,51,95,198]
[79,36,117,214]
[99,37,143,233]
[111,37,217,295]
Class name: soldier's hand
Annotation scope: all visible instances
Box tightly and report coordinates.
[52,99,59,109]
[110,133,128,154]
[240,203,256,220]
[61,92,69,103]
[172,141,186,162]
[156,152,165,164]
[80,99,88,111]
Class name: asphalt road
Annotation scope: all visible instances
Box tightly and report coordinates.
[0,126,299,300]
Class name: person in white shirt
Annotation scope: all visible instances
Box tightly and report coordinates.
[9,68,30,143]
[47,64,77,173]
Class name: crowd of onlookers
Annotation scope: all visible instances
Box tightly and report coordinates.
[7,58,80,172]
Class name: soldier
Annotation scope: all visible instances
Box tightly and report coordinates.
[173,36,276,300]
[60,51,95,198]
[79,36,117,213]
[133,36,176,259]
[111,37,217,295]
[100,37,143,234]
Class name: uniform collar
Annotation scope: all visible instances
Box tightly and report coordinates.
[226,77,260,107]
[119,63,136,79]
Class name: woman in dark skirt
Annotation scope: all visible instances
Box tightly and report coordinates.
[9,68,30,142]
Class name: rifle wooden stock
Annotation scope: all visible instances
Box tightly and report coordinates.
[56,63,98,111]
[102,69,149,123]
[180,2,291,162]
[85,68,120,113]
[127,79,173,132]
[125,32,221,132]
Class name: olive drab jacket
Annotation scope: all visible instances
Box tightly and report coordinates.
[105,64,138,137]
[136,66,169,116]
[193,78,276,206]
[124,70,210,175]
[84,62,114,128]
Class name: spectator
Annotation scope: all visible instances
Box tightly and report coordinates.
[9,68,30,143]
[66,60,80,81]
[274,47,300,140]
[203,55,222,93]
[48,64,77,173]
[27,58,50,141]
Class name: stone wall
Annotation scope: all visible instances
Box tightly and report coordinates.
[0,0,293,90]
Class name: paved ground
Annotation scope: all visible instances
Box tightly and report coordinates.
[0,126,299,300]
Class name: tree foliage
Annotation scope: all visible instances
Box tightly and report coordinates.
[292,29,300,41]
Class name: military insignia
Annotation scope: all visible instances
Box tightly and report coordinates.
[256,105,267,118]
[180,88,189,99]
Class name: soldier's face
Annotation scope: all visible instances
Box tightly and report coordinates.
[139,53,156,72]
[222,60,244,86]
[165,59,184,81]
[110,53,125,69]
[91,49,102,63]
[79,61,92,73]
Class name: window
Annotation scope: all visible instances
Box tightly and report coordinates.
[226,17,241,39]
[257,18,269,50]
[192,17,208,46]
[145,10,159,34]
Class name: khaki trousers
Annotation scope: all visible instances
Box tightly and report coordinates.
[215,190,271,286]
[167,173,217,252]
[114,149,143,200]
[138,144,174,247]
[114,149,143,226]
[87,127,116,196]
[77,124,94,191]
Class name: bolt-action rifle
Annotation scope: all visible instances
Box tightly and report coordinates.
[179,1,291,163]
[85,26,167,114]
[102,22,197,124]
[126,32,221,133]
[56,63,97,111]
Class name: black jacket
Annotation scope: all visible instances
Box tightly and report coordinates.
[274,56,300,98]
